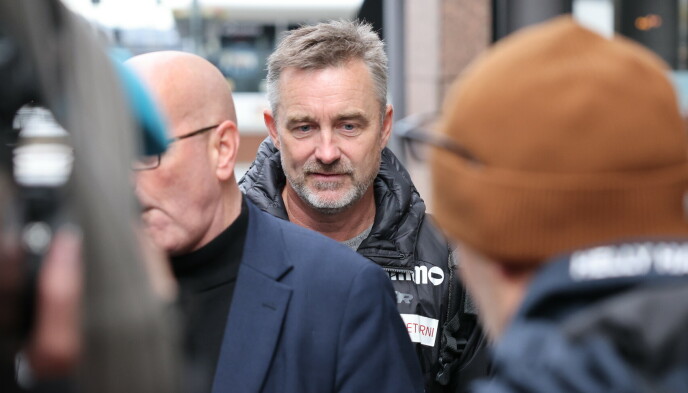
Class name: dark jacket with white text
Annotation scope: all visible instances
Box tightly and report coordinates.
[239,138,489,392]
[476,241,688,393]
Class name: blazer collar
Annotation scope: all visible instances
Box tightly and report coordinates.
[211,200,293,393]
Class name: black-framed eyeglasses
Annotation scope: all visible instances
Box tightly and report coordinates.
[132,124,220,171]
[395,113,482,166]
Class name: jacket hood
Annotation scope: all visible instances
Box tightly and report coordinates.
[480,284,688,393]
[476,243,688,393]
[239,137,427,268]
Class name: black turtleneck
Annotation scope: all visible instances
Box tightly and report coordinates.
[170,198,248,393]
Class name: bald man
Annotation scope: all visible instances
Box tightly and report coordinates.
[126,51,423,393]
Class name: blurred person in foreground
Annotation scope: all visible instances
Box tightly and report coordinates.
[427,17,688,392]
[1,1,180,391]
[240,20,489,392]
[126,51,422,393]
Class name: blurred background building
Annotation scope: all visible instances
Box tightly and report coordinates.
[51,0,688,208]
[59,0,366,178]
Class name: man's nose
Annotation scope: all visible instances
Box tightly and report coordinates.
[314,132,341,164]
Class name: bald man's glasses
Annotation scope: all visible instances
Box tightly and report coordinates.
[132,124,220,171]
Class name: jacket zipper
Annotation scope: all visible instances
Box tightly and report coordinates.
[381,266,413,274]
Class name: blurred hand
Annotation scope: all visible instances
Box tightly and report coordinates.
[22,224,176,380]
[25,227,82,379]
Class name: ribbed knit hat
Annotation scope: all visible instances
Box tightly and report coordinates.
[432,16,688,265]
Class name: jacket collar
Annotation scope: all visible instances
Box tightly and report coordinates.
[239,137,427,268]
[515,240,688,323]
[211,201,293,393]
[488,240,688,393]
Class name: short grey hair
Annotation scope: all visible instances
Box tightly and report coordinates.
[266,20,388,119]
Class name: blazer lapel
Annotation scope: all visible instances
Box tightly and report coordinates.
[211,201,293,393]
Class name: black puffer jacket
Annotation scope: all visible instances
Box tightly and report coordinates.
[239,138,489,392]
[476,241,688,393]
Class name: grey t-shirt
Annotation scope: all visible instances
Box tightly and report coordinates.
[341,225,373,251]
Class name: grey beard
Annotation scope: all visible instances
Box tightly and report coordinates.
[289,176,369,215]
[281,155,376,216]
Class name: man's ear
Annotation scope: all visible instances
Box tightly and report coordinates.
[213,120,239,181]
[264,109,280,150]
[380,104,393,148]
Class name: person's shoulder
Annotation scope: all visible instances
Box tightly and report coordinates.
[252,206,374,270]
[284,220,369,264]
[268,213,393,299]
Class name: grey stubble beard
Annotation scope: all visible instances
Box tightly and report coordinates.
[281,155,377,215]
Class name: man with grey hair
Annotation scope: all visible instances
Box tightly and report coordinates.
[128,50,423,393]
[240,20,489,392]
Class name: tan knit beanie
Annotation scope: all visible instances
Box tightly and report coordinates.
[432,16,688,265]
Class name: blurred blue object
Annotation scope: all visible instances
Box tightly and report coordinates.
[110,49,168,156]
[671,71,688,114]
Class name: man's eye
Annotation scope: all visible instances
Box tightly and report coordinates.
[297,125,311,132]
[340,123,361,134]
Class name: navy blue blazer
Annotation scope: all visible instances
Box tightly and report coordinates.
[211,201,423,393]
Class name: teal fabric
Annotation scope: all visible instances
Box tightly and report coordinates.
[110,50,168,155]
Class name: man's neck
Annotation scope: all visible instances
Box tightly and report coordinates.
[282,185,376,242]
[193,182,243,253]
